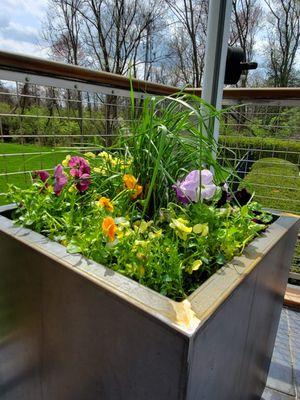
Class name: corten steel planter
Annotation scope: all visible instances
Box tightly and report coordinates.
[0,204,299,400]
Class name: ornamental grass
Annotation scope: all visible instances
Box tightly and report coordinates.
[7,94,272,300]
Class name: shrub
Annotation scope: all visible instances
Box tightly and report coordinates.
[219,135,300,165]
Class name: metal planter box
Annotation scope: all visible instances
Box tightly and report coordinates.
[0,204,299,400]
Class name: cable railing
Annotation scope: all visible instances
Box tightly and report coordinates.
[0,50,299,278]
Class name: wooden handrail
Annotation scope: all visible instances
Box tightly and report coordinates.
[186,87,300,100]
[0,50,300,100]
[0,51,178,96]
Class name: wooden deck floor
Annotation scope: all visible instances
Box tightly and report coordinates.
[261,306,300,399]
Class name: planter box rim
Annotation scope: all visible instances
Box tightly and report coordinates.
[0,203,299,337]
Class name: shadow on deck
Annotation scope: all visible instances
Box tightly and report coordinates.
[261,307,300,399]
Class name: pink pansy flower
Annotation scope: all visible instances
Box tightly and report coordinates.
[69,156,91,177]
[75,173,91,192]
[68,156,91,192]
[173,169,217,205]
[54,164,68,196]
[33,170,50,184]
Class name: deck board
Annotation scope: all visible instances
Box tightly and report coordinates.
[261,307,300,399]
[284,284,300,310]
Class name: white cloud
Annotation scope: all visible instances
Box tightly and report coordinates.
[0,37,49,58]
[0,21,39,44]
[0,0,49,57]
[1,0,47,19]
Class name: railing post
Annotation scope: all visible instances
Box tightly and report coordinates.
[201,0,232,143]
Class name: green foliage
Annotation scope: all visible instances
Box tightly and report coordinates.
[7,169,270,301]
[5,94,273,301]
[220,106,300,138]
[0,143,76,204]
[249,108,300,138]
[239,157,300,213]
[219,135,300,165]
[0,102,105,146]
[238,157,300,275]
[118,93,230,217]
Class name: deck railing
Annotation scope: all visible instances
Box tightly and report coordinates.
[0,50,299,278]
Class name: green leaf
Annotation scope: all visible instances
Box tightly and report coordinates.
[216,253,226,265]
[67,243,82,254]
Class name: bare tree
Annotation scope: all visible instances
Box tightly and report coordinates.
[73,0,165,76]
[43,0,86,143]
[230,0,262,86]
[44,0,84,65]
[140,3,168,81]
[165,0,208,87]
[264,0,300,87]
[43,0,168,145]
[77,0,166,143]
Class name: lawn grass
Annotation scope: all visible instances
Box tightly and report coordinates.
[0,143,72,204]
[1,144,299,272]
[239,157,300,274]
[1,144,299,214]
[239,157,300,214]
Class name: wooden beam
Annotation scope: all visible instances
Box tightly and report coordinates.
[284,284,300,310]
[0,51,300,100]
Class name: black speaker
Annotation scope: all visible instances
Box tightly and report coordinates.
[224,46,257,84]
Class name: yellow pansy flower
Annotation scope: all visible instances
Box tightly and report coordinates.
[134,220,153,233]
[62,154,71,167]
[46,185,54,193]
[193,223,209,237]
[93,166,106,174]
[149,229,162,239]
[84,152,96,158]
[169,218,192,240]
[187,259,203,274]
[68,185,76,193]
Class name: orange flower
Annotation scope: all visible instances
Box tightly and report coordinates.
[123,174,137,190]
[102,217,116,242]
[132,184,142,200]
[123,174,143,199]
[98,197,114,212]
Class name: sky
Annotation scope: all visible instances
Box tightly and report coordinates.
[0,0,271,64]
[0,0,48,57]
[0,0,298,70]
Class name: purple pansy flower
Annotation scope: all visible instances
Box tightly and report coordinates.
[68,156,91,192]
[172,170,199,205]
[200,169,217,200]
[234,188,252,206]
[172,169,217,205]
[69,156,91,177]
[216,182,230,207]
[33,170,50,185]
[54,164,68,196]
[75,173,91,192]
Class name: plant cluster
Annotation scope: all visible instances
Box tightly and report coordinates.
[7,94,273,300]
[219,135,300,166]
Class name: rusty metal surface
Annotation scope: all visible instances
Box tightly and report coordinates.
[0,205,299,400]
